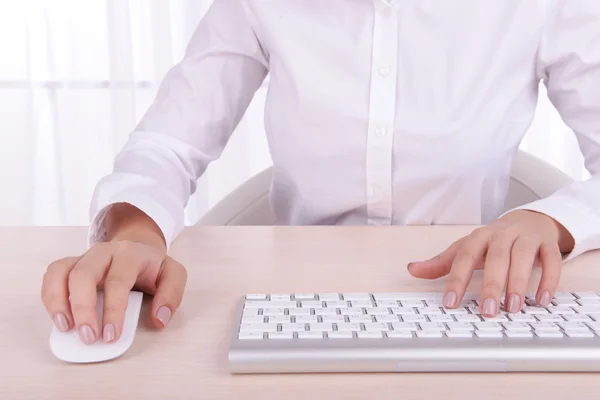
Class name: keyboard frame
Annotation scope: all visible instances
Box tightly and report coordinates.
[228,294,600,374]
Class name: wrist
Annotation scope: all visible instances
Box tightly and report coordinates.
[104,203,167,252]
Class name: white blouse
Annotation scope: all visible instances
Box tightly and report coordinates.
[89,0,600,260]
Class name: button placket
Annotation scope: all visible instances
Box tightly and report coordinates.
[365,2,399,224]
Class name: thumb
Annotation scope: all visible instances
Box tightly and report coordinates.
[407,239,462,279]
[151,257,188,328]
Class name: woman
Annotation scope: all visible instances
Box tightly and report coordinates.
[41,0,600,346]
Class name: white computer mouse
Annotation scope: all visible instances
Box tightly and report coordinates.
[49,290,143,363]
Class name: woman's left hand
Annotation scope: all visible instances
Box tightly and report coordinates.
[407,210,575,317]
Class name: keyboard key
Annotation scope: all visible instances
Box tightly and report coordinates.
[508,314,536,323]
[270,294,291,301]
[293,293,315,300]
[298,331,323,339]
[268,332,293,339]
[309,323,333,332]
[455,314,482,322]
[240,323,278,333]
[536,331,564,338]
[401,315,428,323]
[301,301,323,308]
[564,314,592,323]
[578,299,600,306]
[318,293,341,301]
[350,300,374,308]
[424,299,443,307]
[576,306,600,315]
[241,316,265,323]
[336,323,362,332]
[281,323,307,332]
[391,322,419,331]
[554,300,578,307]
[348,315,373,323]
[295,315,319,323]
[321,315,344,322]
[343,293,372,301]
[328,331,353,339]
[482,315,509,322]
[443,307,469,315]
[358,331,382,339]
[242,308,259,316]
[445,331,473,338]
[417,307,443,315]
[419,322,447,331]
[530,322,560,331]
[474,322,502,331]
[475,330,503,338]
[374,315,399,323]
[428,314,454,323]
[505,331,533,338]
[376,300,399,307]
[535,314,564,322]
[558,322,590,332]
[416,330,443,338]
[390,307,416,315]
[244,300,271,308]
[553,292,576,300]
[565,330,595,338]
[523,307,548,314]
[239,332,264,340]
[288,308,311,316]
[400,300,425,307]
[246,294,267,300]
[339,307,364,315]
[547,306,575,315]
[386,331,413,338]
[262,308,286,316]
[364,323,390,332]
[574,292,600,299]
[446,322,474,331]
[314,308,338,315]
[325,300,348,308]
[366,307,392,316]
[266,316,291,323]
[586,322,600,332]
[502,322,531,332]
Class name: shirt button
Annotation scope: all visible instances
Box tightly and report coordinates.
[379,66,391,76]
[375,127,387,138]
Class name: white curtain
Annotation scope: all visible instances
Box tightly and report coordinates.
[0,0,589,226]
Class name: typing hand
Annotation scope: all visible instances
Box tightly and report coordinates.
[407,210,575,317]
[41,240,187,345]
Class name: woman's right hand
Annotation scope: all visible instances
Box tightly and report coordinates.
[40,204,188,345]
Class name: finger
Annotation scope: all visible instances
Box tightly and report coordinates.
[68,243,114,344]
[101,247,142,343]
[479,231,518,317]
[41,257,80,332]
[443,228,490,308]
[505,236,539,313]
[151,257,188,328]
[407,238,464,279]
[536,241,562,307]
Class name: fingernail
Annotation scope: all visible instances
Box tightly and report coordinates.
[103,324,116,343]
[53,312,69,332]
[539,291,551,307]
[79,324,96,345]
[507,294,521,313]
[443,291,457,308]
[407,262,414,269]
[156,306,172,327]
[482,298,498,316]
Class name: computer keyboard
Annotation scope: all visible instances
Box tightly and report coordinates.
[228,291,600,373]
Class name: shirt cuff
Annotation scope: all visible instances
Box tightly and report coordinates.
[504,195,600,262]
[87,176,185,252]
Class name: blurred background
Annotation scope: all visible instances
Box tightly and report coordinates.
[0,0,590,227]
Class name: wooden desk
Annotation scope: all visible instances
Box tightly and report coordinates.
[2,226,600,399]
